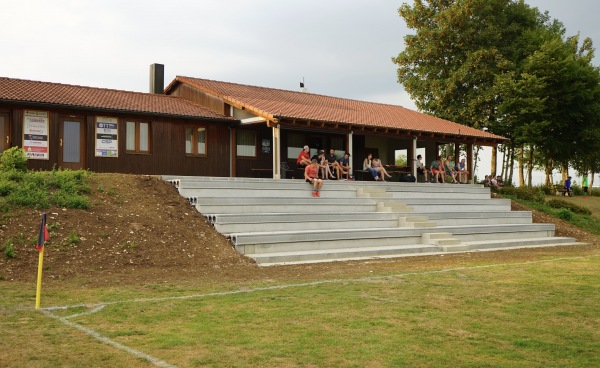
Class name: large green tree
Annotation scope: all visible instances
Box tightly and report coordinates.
[394,0,600,186]
[393,0,544,128]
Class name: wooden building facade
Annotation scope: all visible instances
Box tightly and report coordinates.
[1,71,507,180]
[0,77,236,176]
[165,76,507,180]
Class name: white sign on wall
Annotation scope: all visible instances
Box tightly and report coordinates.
[23,110,49,160]
[95,116,118,157]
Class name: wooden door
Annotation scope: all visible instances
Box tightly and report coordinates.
[0,112,9,153]
[59,118,86,170]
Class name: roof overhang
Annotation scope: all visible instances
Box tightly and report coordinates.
[276,116,507,146]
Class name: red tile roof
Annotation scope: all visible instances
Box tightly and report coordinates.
[170,76,505,142]
[0,77,234,121]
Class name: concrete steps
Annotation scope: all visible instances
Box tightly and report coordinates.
[162,176,581,266]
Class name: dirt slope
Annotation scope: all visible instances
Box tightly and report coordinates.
[0,174,597,286]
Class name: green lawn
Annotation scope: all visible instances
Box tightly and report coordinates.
[2,255,599,367]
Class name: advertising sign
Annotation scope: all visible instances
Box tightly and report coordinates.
[23,110,49,160]
[95,116,118,157]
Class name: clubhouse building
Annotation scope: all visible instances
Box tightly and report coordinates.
[0,64,505,179]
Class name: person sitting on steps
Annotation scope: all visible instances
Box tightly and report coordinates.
[444,155,459,184]
[305,158,324,197]
[457,158,469,184]
[337,152,351,180]
[326,148,342,179]
[372,155,392,181]
[297,145,311,167]
[317,150,334,179]
[430,156,444,183]
[416,154,429,183]
[363,153,380,181]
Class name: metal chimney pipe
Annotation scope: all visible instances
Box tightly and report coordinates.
[149,63,164,94]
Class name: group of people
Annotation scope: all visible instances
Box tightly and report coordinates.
[483,175,504,188]
[561,174,590,197]
[416,154,469,184]
[363,153,392,181]
[300,146,473,196]
[298,146,352,197]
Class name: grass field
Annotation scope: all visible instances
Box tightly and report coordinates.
[2,254,599,368]
[2,191,600,367]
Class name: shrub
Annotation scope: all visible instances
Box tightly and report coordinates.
[0,147,28,172]
[556,208,573,221]
[50,190,89,209]
[0,179,17,196]
[546,198,592,215]
[498,186,546,203]
[3,239,15,258]
[539,185,555,196]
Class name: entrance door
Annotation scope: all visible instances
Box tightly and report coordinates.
[0,113,9,153]
[59,118,86,170]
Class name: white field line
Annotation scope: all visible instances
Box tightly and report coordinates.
[42,254,598,312]
[36,254,597,368]
[41,310,177,368]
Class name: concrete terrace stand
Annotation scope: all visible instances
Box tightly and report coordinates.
[163,176,580,266]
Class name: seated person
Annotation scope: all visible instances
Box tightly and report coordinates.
[490,175,498,187]
[326,148,341,178]
[337,152,351,180]
[430,156,444,183]
[304,158,323,197]
[363,153,379,181]
[444,155,459,184]
[496,175,504,188]
[482,175,491,187]
[416,154,428,182]
[297,145,311,167]
[457,158,469,184]
[317,150,334,179]
[562,176,573,197]
[372,156,392,181]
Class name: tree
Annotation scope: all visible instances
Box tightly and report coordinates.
[393,0,543,129]
[394,0,600,186]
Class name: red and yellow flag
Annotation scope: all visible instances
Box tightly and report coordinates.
[36,213,49,252]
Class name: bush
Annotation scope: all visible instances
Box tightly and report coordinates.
[539,185,555,196]
[0,147,28,172]
[3,239,15,258]
[50,190,89,209]
[546,198,592,215]
[497,186,546,203]
[0,179,17,196]
[556,208,574,221]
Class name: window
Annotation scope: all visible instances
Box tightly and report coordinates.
[330,136,345,158]
[185,126,207,156]
[126,121,151,153]
[237,130,257,157]
[287,133,304,160]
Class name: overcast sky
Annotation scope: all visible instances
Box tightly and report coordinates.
[2,0,598,110]
[1,0,598,182]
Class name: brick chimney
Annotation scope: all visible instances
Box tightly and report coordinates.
[149,63,164,94]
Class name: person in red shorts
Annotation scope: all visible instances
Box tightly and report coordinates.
[297,145,311,167]
[430,155,444,183]
[304,158,323,197]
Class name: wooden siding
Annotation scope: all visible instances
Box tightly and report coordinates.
[1,104,233,176]
[169,84,228,117]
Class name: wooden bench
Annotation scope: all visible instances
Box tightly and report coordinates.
[554,183,572,196]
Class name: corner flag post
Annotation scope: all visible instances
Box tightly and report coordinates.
[35,247,44,310]
[35,213,49,310]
